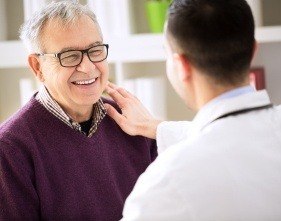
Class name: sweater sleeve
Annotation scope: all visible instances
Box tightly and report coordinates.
[0,141,40,220]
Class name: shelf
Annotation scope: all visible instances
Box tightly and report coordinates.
[1,26,281,69]
[256,26,281,43]
[0,41,28,68]
[108,34,165,63]
[108,26,281,62]
[0,34,165,68]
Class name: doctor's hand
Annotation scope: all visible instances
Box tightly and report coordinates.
[105,82,162,139]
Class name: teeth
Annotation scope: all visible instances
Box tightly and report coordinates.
[74,78,96,85]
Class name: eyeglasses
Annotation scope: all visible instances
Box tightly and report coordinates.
[36,44,109,67]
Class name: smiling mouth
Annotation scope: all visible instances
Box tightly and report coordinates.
[72,77,98,85]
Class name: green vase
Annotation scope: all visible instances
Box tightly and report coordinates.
[145,0,171,33]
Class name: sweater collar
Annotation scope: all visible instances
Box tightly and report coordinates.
[35,86,106,137]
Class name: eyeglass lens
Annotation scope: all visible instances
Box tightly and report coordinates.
[59,45,107,67]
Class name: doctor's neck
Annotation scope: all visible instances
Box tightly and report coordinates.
[191,72,250,111]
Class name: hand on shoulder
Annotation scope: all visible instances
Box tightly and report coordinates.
[104,82,162,139]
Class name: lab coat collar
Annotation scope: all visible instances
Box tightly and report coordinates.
[191,90,271,133]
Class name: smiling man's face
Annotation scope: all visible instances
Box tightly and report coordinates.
[39,15,109,116]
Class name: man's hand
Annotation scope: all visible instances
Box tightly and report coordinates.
[104,82,162,139]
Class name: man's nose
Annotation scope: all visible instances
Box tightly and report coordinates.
[76,53,96,73]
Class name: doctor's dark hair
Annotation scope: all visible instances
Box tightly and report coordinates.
[166,0,255,85]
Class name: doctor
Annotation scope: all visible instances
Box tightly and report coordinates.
[106,0,281,220]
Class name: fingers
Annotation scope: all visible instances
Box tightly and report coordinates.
[107,81,118,90]
[107,82,136,99]
[106,85,126,108]
[104,103,125,125]
[104,103,136,136]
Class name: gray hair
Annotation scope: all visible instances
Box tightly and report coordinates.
[19,0,101,53]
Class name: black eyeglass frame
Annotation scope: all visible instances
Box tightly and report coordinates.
[36,44,109,67]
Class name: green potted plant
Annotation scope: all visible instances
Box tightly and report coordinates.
[145,0,172,33]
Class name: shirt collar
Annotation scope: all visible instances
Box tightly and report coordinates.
[202,85,255,111]
[35,86,106,137]
[191,87,271,134]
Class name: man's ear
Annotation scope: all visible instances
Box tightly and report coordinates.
[173,53,192,82]
[28,54,45,82]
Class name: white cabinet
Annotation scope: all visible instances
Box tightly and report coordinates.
[0,0,281,122]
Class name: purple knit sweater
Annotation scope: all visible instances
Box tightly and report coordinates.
[0,97,157,221]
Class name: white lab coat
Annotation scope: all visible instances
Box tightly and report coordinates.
[122,90,281,221]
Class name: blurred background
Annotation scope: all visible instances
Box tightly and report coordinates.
[0,0,280,123]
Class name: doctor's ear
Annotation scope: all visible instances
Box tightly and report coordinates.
[173,53,192,81]
[28,54,45,82]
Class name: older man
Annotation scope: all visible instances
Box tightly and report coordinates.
[0,1,157,220]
